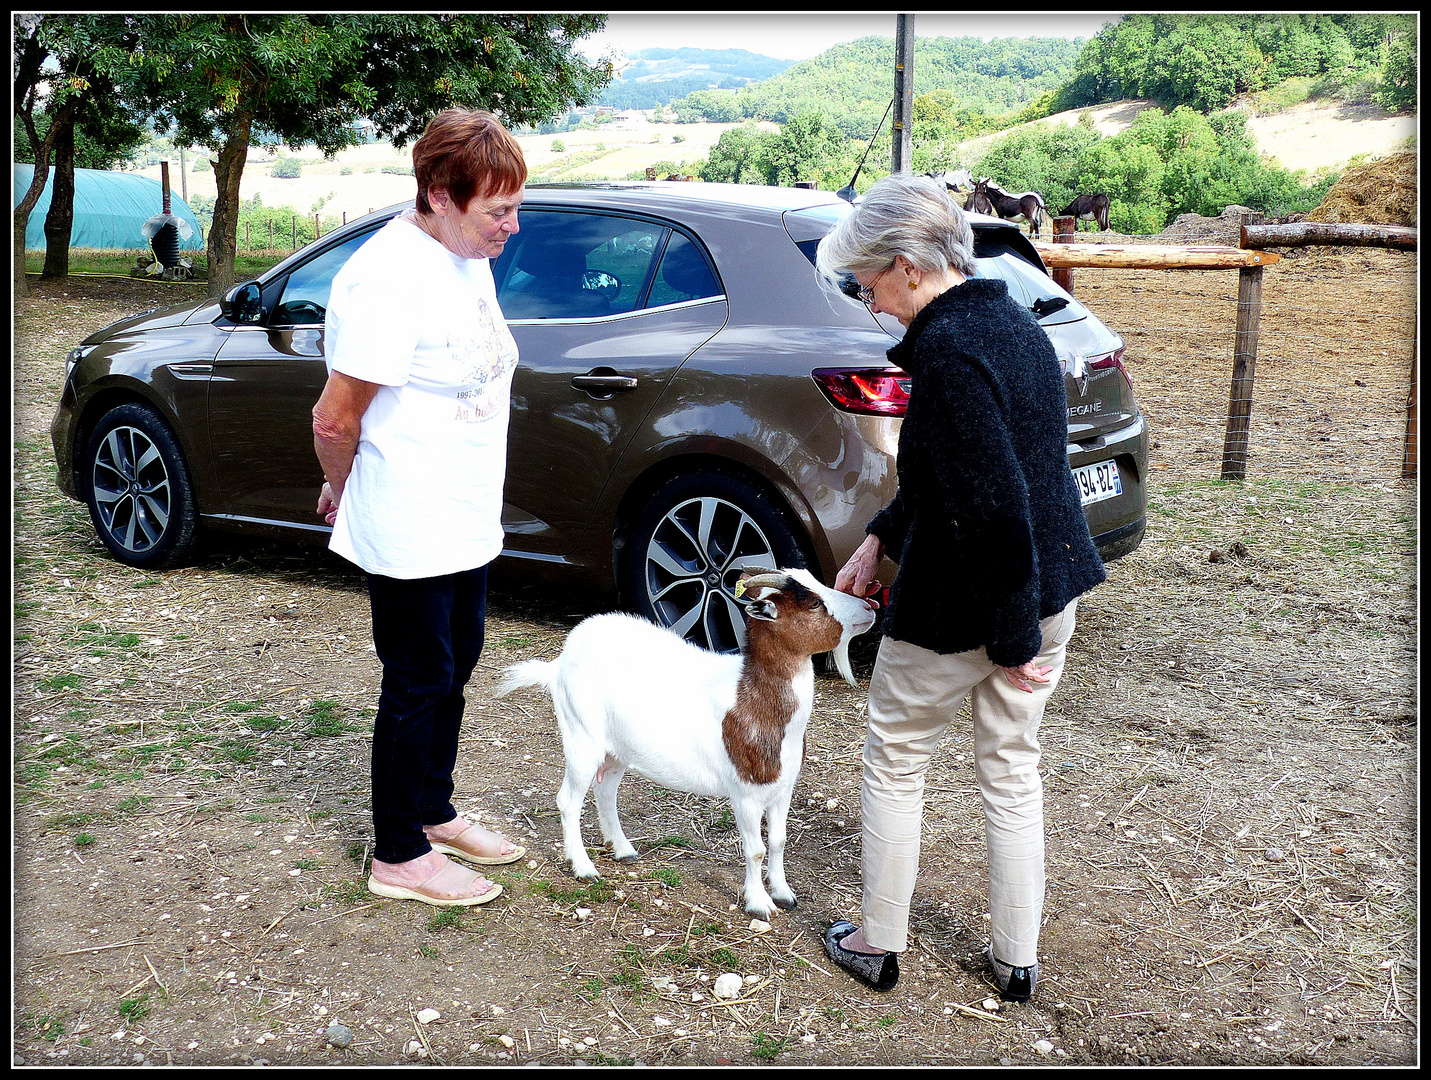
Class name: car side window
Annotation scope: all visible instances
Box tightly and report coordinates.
[495,211,666,320]
[646,232,721,308]
[271,229,378,326]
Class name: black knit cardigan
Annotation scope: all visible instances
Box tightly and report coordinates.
[867,277,1106,667]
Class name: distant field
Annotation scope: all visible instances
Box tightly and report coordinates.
[135,120,776,222]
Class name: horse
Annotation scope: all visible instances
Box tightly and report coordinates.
[1061,193,1110,232]
[970,178,1046,236]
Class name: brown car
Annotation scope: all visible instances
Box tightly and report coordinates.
[51,182,1148,653]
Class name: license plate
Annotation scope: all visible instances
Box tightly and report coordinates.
[1072,460,1122,506]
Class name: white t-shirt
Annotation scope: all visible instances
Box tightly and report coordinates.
[324,214,519,579]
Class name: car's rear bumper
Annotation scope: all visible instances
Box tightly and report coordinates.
[1070,411,1149,562]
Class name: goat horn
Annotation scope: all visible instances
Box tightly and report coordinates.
[733,571,784,598]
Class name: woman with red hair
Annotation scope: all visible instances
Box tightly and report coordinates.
[313,109,528,907]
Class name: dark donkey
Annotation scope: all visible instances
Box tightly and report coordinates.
[969,178,1046,236]
[1061,192,1110,232]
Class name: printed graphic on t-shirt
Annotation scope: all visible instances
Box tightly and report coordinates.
[452,295,519,423]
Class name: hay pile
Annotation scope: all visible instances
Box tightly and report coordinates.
[1305,151,1417,227]
[1157,204,1257,245]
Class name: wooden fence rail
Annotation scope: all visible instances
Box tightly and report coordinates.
[1034,214,1416,481]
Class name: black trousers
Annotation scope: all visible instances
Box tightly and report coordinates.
[366,565,487,865]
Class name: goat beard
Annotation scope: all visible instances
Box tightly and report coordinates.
[831,636,857,687]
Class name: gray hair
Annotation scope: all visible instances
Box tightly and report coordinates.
[815,173,977,291]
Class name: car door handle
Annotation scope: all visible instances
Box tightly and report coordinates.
[571,369,638,395]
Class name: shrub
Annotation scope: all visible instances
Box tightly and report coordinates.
[271,157,302,179]
[551,139,565,153]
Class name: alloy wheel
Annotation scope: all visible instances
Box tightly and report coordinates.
[642,495,780,653]
[91,424,174,557]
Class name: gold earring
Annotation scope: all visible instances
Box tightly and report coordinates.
[908,279,918,290]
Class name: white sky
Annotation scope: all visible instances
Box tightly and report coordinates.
[579,12,1124,63]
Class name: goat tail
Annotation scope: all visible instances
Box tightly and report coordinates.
[492,658,557,699]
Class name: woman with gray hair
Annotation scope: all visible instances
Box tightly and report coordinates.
[815,173,1106,998]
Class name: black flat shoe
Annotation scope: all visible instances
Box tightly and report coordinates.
[824,920,899,992]
[988,947,1038,1002]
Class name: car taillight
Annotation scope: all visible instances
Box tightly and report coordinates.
[1089,346,1131,389]
[811,367,911,417]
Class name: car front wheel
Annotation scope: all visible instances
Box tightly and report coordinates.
[83,403,199,569]
[622,471,812,655]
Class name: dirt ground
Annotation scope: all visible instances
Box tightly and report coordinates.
[11,242,1417,1066]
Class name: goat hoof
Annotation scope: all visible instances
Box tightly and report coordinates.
[773,896,797,912]
[614,852,639,863]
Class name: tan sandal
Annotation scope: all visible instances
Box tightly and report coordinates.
[367,859,504,907]
[427,822,526,866]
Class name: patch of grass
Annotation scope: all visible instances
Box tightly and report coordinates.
[49,811,99,830]
[40,672,81,692]
[530,877,618,906]
[653,835,692,850]
[752,1032,790,1059]
[497,635,536,648]
[331,879,369,905]
[244,813,272,823]
[245,715,286,733]
[115,795,152,814]
[74,833,96,847]
[419,944,441,959]
[577,975,604,1001]
[711,808,735,831]
[117,994,151,1023]
[305,699,357,738]
[293,858,322,871]
[217,738,258,764]
[426,907,465,932]
[649,867,680,888]
[691,920,725,937]
[24,1014,66,1042]
[224,701,264,713]
[710,947,740,968]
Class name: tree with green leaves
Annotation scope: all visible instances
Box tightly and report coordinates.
[13,15,142,294]
[751,110,850,188]
[120,13,611,296]
[699,123,769,184]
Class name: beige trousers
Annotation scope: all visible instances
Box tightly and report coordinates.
[858,599,1078,965]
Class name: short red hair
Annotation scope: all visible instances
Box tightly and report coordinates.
[412,109,527,215]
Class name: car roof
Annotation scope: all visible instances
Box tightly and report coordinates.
[357,180,1019,230]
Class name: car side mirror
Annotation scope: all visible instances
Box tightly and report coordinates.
[222,281,264,325]
[581,269,620,297]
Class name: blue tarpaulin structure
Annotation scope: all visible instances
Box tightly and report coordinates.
[14,164,204,251]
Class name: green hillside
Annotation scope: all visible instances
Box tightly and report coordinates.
[672,35,1084,137]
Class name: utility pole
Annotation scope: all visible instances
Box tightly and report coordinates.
[892,14,915,174]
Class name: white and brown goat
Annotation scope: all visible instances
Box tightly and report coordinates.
[493,568,878,919]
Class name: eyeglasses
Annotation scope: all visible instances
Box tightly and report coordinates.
[841,264,893,307]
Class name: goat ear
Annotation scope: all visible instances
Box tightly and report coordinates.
[745,598,779,622]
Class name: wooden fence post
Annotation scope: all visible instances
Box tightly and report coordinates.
[1404,337,1418,479]
[1052,215,1076,294]
[314,214,321,239]
[269,219,274,250]
[1220,264,1264,481]
[1220,213,1265,481]
[245,222,250,252]
[292,216,297,251]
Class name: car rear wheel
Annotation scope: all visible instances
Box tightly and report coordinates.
[83,403,199,569]
[622,471,812,655]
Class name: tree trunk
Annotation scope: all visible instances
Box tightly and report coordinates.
[207,106,255,298]
[14,98,77,298]
[41,119,77,280]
